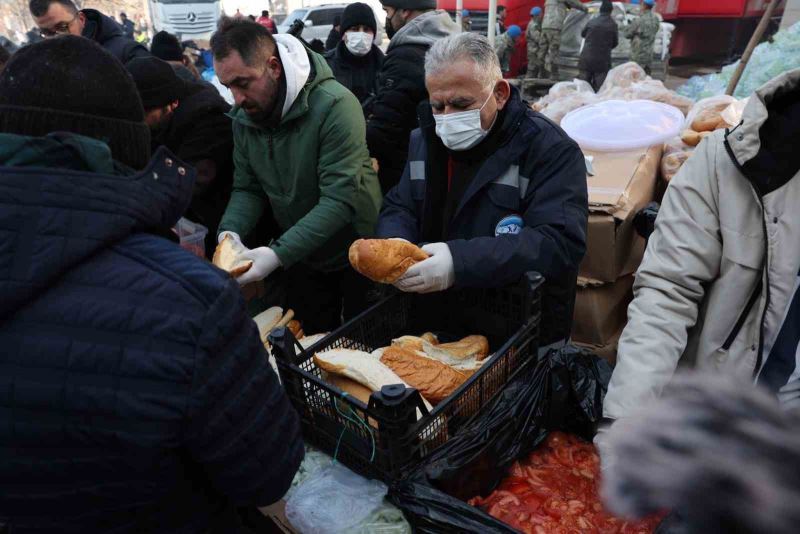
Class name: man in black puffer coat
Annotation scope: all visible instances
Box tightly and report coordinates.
[578,0,618,91]
[29,0,149,64]
[127,56,234,259]
[325,2,385,105]
[367,0,457,193]
[0,37,303,534]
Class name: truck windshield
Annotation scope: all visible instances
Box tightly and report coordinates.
[283,9,308,23]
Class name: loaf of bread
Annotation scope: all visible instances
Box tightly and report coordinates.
[314,349,433,412]
[680,129,712,147]
[253,306,283,342]
[380,346,468,404]
[661,151,691,183]
[349,239,429,283]
[212,234,253,276]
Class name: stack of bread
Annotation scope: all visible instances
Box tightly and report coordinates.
[313,333,490,411]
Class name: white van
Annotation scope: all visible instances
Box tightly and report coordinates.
[148,0,221,41]
[277,3,383,47]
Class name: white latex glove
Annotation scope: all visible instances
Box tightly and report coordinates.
[394,242,455,294]
[217,230,241,244]
[593,423,616,473]
[235,246,282,286]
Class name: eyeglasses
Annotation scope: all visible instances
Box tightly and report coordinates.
[40,14,78,38]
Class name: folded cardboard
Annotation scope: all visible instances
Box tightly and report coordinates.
[580,145,661,283]
[572,276,634,346]
[575,325,623,365]
[261,500,299,534]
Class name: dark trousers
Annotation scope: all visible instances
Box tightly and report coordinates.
[578,69,609,92]
[286,263,373,334]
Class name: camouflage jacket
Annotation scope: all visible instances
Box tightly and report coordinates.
[542,0,588,31]
[494,32,515,71]
[526,17,542,49]
[624,10,660,64]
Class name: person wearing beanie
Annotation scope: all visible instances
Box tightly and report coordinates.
[211,19,381,332]
[29,0,149,64]
[366,0,457,192]
[257,9,277,33]
[325,2,385,105]
[127,56,235,258]
[325,14,342,51]
[578,0,618,90]
[151,30,201,81]
[539,0,589,79]
[625,0,660,74]
[461,9,471,32]
[0,36,303,533]
[494,24,521,75]
[526,6,544,78]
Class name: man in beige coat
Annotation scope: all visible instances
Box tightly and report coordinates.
[602,68,800,429]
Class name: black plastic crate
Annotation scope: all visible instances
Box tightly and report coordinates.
[270,272,544,483]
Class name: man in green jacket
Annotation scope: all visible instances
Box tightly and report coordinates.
[212,18,383,332]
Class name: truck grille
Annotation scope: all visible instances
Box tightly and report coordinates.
[167,13,217,32]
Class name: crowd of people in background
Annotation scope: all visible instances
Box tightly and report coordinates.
[0,0,798,532]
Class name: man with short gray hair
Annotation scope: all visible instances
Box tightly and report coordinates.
[376,32,588,346]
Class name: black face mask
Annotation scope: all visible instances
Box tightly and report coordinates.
[385,15,397,39]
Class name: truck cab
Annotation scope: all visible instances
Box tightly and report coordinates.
[148,0,221,41]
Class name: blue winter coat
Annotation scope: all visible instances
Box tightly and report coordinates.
[376,88,588,343]
[0,133,303,533]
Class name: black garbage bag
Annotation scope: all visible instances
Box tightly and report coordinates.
[388,346,613,533]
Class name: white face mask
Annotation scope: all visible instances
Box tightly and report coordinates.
[433,91,495,151]
[344,31,373,56]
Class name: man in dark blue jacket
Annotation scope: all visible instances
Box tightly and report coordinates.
[30,0,149,64]
[377,33,588,345]
[0,37,303,533]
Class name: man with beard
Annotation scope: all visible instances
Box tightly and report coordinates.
[211,19,382,332]
[366,0,458,193]
[126,56,234,259]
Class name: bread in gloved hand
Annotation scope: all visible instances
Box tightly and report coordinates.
[213,234,253,276]
[348,239,429,283]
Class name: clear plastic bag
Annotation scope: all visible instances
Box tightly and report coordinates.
[682,95,738,131]
[285,463,389,534]
[598,62,648,94]
[660,136,694,184]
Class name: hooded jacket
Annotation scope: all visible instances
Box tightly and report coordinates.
[376,87,588,344]
[604,69,800,420]
[366,10,458,193]
[218,35,382,272]
[81,9,149,64]
[0,133,303,532]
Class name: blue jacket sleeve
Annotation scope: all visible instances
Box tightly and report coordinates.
[448,140,588,288]
[375,159,420,242]
[185,278,304,507]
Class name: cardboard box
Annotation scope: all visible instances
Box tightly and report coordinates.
[261,500,299,534]
[575,326,623,365]
[572,276,634,346]
[580,145,661,282]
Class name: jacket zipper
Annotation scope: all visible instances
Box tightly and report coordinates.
[720,278,763,351]
[268,133,275,160]
[723,136,771,376]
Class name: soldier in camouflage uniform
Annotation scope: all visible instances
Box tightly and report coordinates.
[495,24,521,75]
[526,7,543,78]
[624,0,660,75]
[537,0,588,79]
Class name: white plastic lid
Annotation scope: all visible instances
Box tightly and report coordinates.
[561,99,685,152]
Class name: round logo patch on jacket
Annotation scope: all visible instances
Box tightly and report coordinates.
[495,214,523,236]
